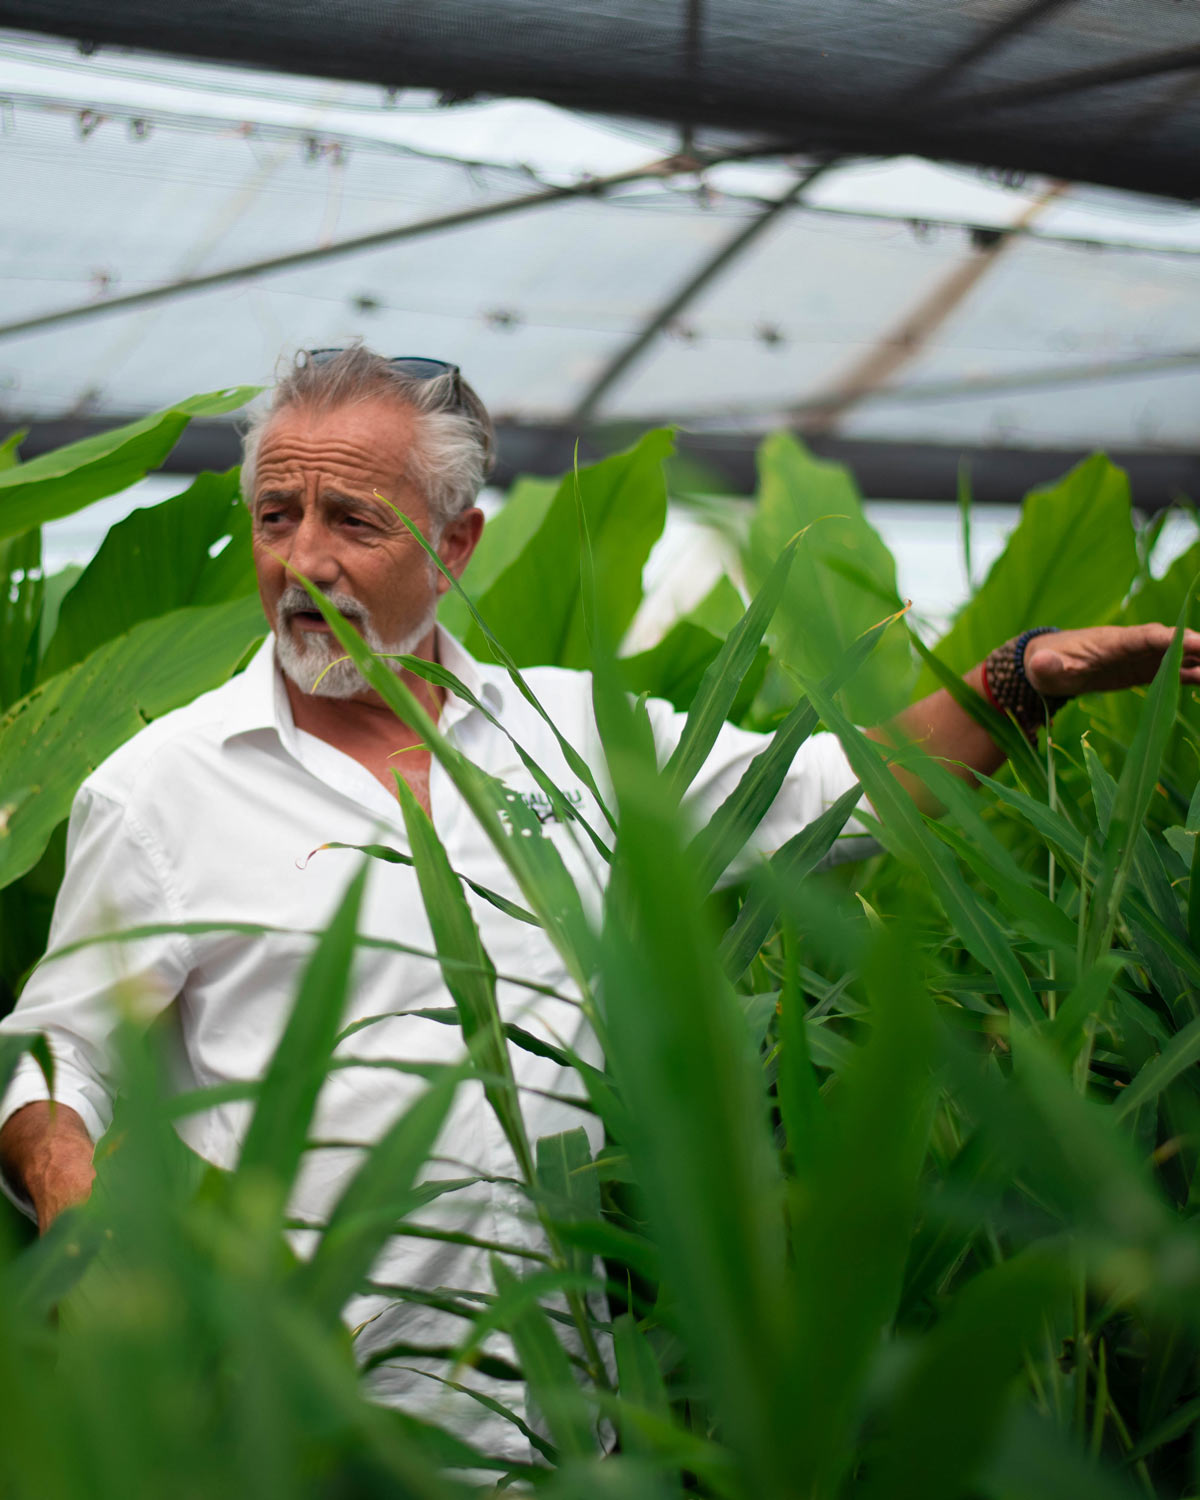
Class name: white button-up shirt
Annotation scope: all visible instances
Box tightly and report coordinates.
[0,629,864,1456]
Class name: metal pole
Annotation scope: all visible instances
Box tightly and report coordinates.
[568,161,833,427]
[895,0,1080,109]
[933,41,1200,117]
[0,153,725,343]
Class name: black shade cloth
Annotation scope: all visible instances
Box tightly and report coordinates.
[2,0,1199,200]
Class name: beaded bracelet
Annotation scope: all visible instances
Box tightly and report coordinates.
[982,627,1067,740]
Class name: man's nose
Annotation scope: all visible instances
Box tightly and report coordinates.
[287,512,341,588]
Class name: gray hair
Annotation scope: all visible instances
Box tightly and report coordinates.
[240,344,495,531]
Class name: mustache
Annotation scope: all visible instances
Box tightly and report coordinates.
[276,586,367,625]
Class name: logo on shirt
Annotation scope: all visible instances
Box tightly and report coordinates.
[498,786,585,831]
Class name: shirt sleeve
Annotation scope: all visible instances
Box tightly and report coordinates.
[0,782,194,1213]
[642,699,878,885]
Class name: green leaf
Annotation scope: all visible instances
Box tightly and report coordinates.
[784,931,937,1498]
[0,596,265,890]
[1084,606,1187,967]
[289,571,597,992]
[436,473,559,640]
[0,527,44,710]
[688,608,897,889]
[235,862,369,1207]
[776,926,826,1177]
[296,1065,463,1319]
[612,1313,671,1458]
[394,651,611,862]
[663,535,801,799]
[917,453,1138,694]
[386,504,617,838]
[718,781,864,981]
[856,1253,1070,1500]
[489,1255,596,1459]
[594,663,794,1495]
[1114,1011,1200,1121]
[317,839,539,926]
[800,678,1041,1024]
[394,771,534,1181]
[535,1128,601,1277]
[0,427,25,468]
[619,576,765,718]
[0,1029,52,1098]
[40,469,254,679]
[979,1404,1144,1500]
[0,387,257,542]
[747,431,912,722]
[459,430,672,668]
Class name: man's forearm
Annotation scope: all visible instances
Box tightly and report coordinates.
[866,664,1004,815]
[0,1100,96,1232]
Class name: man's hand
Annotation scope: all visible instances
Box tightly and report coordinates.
[1024,623,1200,699]
[0,1100,95,1233]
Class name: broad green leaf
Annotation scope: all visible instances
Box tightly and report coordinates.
[917,453,1138,694]
[0,595,265,890]
[459,430,672,668]
[0,428,24,468]
[747,431,911,722]
[394,772,534,1181]
[0,387,258,542]
[37,563,83,660]
[619,575,765,717]
[436,473,559,640]
[489,1256,596,1459]
[235,862,368,1210]
[0,527,43,710]
[388,505,617,836]
[40,469,254,679]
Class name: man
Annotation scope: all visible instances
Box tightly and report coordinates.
[2,346,1197,1457]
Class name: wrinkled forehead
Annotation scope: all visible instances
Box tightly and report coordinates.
[252,397,419,497]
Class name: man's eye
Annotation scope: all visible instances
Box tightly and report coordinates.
[344,515,371,529]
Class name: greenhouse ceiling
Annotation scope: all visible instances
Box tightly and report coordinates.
[1,2,1199,504]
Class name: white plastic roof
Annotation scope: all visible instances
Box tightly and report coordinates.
[3,28,1200,453]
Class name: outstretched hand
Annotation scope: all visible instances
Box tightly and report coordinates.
[1023,623,1200,699]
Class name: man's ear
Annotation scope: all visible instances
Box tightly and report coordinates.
[435,506,485,593]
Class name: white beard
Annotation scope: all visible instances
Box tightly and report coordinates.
[274,585,438,699]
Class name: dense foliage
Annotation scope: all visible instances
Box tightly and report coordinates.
[2,396,1200,1499]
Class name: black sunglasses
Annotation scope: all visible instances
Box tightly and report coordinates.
[305,349,463,402]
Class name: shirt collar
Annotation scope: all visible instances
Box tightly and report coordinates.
[219,626,503,744]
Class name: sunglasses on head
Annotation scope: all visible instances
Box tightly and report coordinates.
[305,349,463,402]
